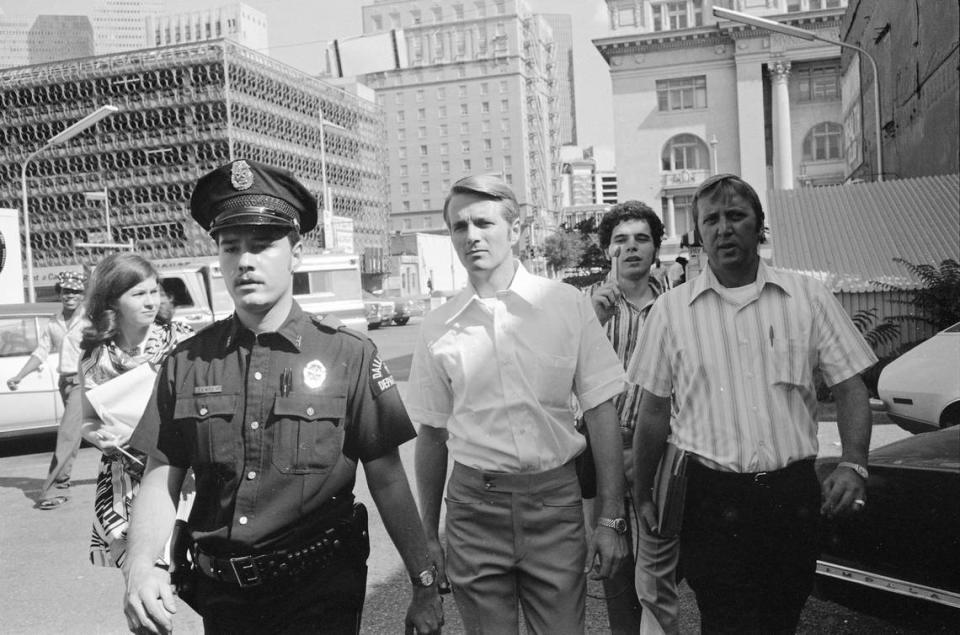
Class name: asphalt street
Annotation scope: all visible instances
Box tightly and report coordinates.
[0,319,953,633]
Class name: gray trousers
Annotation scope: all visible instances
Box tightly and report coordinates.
[39,374,83,500]
[445,461,586,635]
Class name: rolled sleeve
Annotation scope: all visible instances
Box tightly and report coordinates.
[406,329,453,429]
[573,294,625,412]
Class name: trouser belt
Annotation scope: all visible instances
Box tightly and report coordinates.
[193,503,368,588]
[688,457,815,487]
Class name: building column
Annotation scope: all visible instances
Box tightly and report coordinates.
[770,60,794,190]
[665,195,676,239]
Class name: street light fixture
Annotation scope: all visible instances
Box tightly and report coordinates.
[712,6,883,182]
[20,104,119,302]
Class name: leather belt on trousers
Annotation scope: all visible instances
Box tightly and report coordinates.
[193,504,367,588]
[689,457,815,487]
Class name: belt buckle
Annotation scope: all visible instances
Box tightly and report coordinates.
[752,471,770,486]
[229,556,262,588]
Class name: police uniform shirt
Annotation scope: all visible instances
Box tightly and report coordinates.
[131,302,415,555]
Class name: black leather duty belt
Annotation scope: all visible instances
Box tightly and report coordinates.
[689,457,815,488]
[194,504,368,588]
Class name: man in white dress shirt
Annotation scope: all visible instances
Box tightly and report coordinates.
[408,174,629,634]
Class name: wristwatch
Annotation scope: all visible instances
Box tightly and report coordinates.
[597,517,628,535]
[838,461,869,480]
[411,563,438,588]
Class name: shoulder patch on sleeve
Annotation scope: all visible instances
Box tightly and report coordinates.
[369,354,396,397]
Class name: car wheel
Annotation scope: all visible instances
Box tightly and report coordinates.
[368,322,380,330]
[940,402,960,428]
[394,318,409,326]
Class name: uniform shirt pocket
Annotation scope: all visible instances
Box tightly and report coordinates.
[173,395,239,468]
[271,395,346,474]
[533,352,577,407]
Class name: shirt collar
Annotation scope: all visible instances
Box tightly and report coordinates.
[226,301,306,350]
[602,272,664,312]
[445,260,535,324]
[688,260,790,305]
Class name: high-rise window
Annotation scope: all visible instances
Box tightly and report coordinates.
[460,104,469,115]
[461,122,470,134]
[803,122,843,161]
[661,134,709,171]
[458,84,468,98]
[484,157,494,170]
[421,162,429,174]
[419,145,428,156]
[399,165,408,177]
[416,89,425,102]
[371,15,383,30]
[397,129,406,141]
[652,1,696,31]
[483,139,492,151]
[440,143,449,155]
[438,105,447,119]
[461,140,470,153]
[463,159,472,170]
[481,102,490,114]
[437,87,446,99]
[656,76,707,111]
[417,108,426,121]
[418,127,427,139]
[480,82,489,95]
[396,112,405,123]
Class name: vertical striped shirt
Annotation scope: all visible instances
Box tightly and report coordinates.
[627,262,877,473]
[586,275,664,432]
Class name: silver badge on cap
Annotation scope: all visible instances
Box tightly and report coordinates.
[230,160,254,191]
[303,360,327,389]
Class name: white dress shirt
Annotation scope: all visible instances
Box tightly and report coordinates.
[407,262,625,473]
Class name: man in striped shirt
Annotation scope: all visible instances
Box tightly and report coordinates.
[587,201,679,634]
[628,174,876,633]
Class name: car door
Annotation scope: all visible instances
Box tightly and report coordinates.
[0,315,61,436]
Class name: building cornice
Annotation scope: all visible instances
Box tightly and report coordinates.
[593,10,843,63]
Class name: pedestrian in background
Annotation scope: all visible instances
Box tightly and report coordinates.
[587,201,678,634]
[123,159,442,635]
[409,174,628,634]
[7,271,88,510]
[78,253,193,567]
[629,173,876,633]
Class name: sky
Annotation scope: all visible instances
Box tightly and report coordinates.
[8,0,616,150]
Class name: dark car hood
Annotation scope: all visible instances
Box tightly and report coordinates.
[821,427,960,473]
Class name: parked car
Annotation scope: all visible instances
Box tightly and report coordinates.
[391,296,425,326]
[815,426,960,612]
[0,303,65,439]
[877,322,960,433]
[363,291,395,330]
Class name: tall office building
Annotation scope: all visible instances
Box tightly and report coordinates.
[0,12,32,68]
[146,3,269,53]
[595,0,848,256]
[0,41,390,285]
[92,0,163,54]
[540,13,576,145]
[357,0,562,253]
[28,15,95,64]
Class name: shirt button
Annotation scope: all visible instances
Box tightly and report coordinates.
[239,516,248,525]
[250,421,259,430]
[199,407,208,416]
[247,471,257,480]
[306,406,315,416]
[254,371,263,380]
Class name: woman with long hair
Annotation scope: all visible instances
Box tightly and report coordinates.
[79,253,192,568]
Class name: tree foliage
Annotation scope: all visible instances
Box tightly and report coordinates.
[890,258,960,331]
[543,231,584,277]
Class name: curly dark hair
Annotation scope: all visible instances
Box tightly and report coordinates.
[81,253,171,352]
[597,200,665,251]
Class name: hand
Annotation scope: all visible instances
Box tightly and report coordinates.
[591,248,621,325]
[820,464,867,518]
[404,585,444,635]
[6,377,20,391]
[426,537,451,594]
[91,419,134,454]
[635,499,659,537]
[124,563,177,635]
[584,523,628,581]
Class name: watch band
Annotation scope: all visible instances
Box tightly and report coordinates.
[597,517,627,535]
[838,461,869,480]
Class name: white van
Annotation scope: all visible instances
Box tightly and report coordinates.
[158,252,366,332]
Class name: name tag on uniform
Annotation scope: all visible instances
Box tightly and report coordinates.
[193,385,223,395]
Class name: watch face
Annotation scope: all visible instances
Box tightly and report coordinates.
[418,569,436,587]
[614,519,627,534]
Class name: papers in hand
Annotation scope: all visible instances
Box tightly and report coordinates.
[84,362,157,440]
[652,442,689,538]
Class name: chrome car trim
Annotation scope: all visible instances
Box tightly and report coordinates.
[816,560,960,608]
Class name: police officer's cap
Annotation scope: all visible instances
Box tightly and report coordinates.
[55,270,87,293]
[190,159,318,236]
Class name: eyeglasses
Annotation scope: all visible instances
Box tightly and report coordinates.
[60,290,84,296]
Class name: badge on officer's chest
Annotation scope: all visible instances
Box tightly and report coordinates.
[303,359,327,389]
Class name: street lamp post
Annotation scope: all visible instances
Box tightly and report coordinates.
[20,105,119,302]
[712,6,883,182]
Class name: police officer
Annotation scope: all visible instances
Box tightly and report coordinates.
[123,159,443,635]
